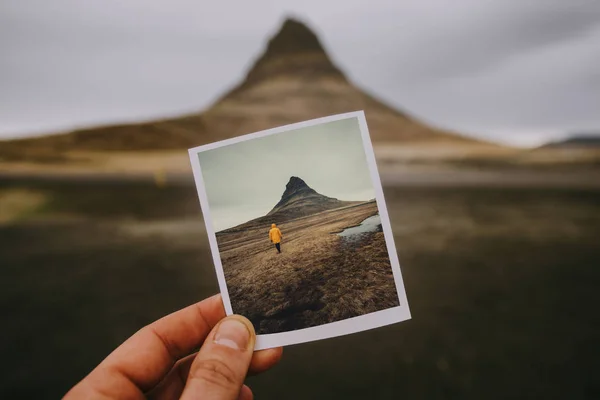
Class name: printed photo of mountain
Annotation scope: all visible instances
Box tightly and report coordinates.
[196,116,402,335]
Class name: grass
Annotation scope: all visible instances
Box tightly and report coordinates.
[0,188,47,223]
[217,201,399,334]
[1,180,600,399]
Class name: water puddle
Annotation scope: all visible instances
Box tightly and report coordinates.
[337,214,382,238]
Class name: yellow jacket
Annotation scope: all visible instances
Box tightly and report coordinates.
[269,224,282,244]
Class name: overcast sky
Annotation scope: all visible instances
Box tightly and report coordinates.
[198,117,375,231]
[1,0,599,147]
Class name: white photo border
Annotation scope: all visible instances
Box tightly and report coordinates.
[188,111,411,350]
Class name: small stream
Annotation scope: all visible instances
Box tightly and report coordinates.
[337,214,382,238]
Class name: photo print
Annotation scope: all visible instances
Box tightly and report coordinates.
[189,111,410,350]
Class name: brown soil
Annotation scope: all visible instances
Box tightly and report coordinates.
[216,200,400,334]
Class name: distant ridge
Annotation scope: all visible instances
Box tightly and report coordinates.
[0,17,483,159]
[542,135,600,148]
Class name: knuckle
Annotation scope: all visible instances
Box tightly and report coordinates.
[190,358,239,388]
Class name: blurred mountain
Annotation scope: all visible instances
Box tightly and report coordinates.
[1,17,482,159]
[541,134,600,148]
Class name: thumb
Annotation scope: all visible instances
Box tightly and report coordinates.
[180,315,256,400]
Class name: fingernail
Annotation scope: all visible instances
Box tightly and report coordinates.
[214,319,250,351]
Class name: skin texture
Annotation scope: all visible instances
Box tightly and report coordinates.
[63,294,283,399]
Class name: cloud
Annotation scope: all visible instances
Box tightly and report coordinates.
[397,24,600,144]
[0,0,598,144]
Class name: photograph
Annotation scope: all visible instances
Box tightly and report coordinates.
[189,111,410,349]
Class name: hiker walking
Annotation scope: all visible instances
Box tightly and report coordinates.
[269,223,283,253]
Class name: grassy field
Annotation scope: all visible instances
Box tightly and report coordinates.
[1,178,599,399]
[216,201,399,334]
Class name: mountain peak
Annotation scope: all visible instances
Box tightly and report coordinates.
[267,176,336,216]
[263,18,326,58]
[285,175,311,191]
[280,176,317,200]
[220,175,359,231]
[240,17,346,88]
[0,16,481,156]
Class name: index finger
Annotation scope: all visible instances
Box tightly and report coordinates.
[65,294,226,399]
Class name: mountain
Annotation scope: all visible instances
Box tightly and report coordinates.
[267,176,349,218]
[220,176,358,233]
[1,17,481,159]
[200,18,471,146]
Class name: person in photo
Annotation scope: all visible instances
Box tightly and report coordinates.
[269,223,283,253]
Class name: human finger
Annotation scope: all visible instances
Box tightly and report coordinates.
[249,347,283,375]
[237,385,253,400]
[149,345,282,399]
[180,315,256,400]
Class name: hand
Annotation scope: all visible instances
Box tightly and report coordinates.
[64,294,283,399]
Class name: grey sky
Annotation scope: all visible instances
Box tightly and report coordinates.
[198,117,375,231]
[1,0,599,146]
